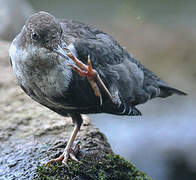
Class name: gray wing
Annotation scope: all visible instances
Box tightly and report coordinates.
[62,20,186,115]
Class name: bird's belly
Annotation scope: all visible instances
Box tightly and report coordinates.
[14,64,101,113]
[13,63,76,111]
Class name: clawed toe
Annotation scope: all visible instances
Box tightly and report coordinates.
[67,52,114,105]
[47,141,81,165]
[47,148,79,165]
[46,154,65,165]
[62,148,78,164]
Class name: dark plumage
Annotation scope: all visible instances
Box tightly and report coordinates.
[9,11,186,164]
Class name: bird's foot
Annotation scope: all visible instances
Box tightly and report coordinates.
[67,53,114,105]
[47,142,80,165]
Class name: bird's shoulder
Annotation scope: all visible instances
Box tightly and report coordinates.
[59,19,127,66]
[59,19,165,86]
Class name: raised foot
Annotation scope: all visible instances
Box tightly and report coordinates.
[67,53,114,105]
[47,143,80,165]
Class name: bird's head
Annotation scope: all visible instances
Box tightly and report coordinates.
[26,11,63,50]
[12,11,69,62]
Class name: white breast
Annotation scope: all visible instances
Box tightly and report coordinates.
[9,37,78,109]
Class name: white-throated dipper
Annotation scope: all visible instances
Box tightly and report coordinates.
[9,11,186,164]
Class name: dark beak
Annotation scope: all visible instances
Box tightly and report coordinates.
[53,45,68,59]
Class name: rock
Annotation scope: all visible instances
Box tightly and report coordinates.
[0,40,152,179]
[0,0,34,41]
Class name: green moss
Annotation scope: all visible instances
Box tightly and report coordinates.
[36,154,152,180]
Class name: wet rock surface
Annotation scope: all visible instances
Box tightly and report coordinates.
[0,40,151,179]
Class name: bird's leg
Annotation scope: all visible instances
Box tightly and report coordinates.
[46,124,80,165]
[47,114,82,165]
[69,62,103,105]
[67,53,114,105]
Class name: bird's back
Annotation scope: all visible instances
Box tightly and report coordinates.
[57,19,186,116]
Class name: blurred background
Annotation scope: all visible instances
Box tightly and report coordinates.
[0,0,195,179]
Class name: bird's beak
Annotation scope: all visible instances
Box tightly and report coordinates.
[53,44,68,59]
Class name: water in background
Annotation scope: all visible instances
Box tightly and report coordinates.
[27,1,196,179]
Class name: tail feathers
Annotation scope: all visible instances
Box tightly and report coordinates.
[159,85,187,98]
[118,104,142,116]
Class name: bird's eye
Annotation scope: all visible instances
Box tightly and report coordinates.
[32,33,39,40]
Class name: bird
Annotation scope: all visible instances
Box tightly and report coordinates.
[9,11,186,165]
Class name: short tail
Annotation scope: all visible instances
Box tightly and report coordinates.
[159,85,187,98]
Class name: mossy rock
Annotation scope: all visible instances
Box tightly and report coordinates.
[37,154,152,180]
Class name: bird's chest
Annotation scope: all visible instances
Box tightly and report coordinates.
[10,42,102,112]
[16,61,73,106]
[10,45,73,108]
